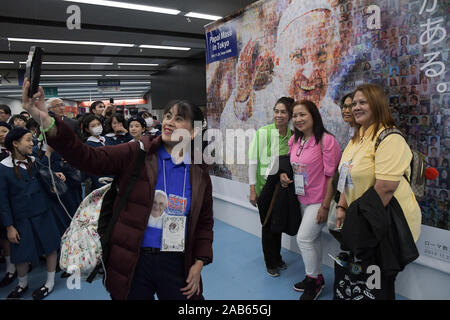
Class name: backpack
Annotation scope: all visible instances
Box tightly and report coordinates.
[59,149,146,281]
[375,128,426,201]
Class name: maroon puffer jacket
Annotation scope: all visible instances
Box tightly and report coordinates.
[46,118,214,299]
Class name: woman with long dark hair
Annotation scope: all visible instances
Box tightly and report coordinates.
[280,100,341,300]
[21,80,213,301]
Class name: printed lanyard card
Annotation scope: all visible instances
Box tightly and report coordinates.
[292,163,307,196]
[337,162,349,193]
[338,162,354,193]
[161,215,186,252]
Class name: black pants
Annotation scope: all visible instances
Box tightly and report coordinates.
[127,251,189,300]
[261,222,282,269]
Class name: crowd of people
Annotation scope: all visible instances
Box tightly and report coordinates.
[249,83,421,300]
[0,98,162,300]
[0,81,425,301]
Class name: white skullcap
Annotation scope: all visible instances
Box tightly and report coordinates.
[277,0,333,40]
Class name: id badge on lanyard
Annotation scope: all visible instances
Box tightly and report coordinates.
[337,161,354,193]
[162,215,187,252]
[293,164,308,196]
[161,162,188,252]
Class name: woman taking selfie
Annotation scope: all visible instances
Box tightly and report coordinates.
[21,80,213,301]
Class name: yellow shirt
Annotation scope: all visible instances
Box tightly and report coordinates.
[340,125,421,242]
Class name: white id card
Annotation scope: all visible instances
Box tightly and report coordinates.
[337,163,349,193]
[161,215,186,252]
[294,174,305,195]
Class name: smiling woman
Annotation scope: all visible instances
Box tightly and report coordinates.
[336,83,421,299]
[20,80,214,300]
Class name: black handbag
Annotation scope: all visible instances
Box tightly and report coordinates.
[35,161,68,197]
[333,252,397,300]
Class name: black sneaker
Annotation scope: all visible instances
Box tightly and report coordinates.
[266,268,280,277]
[293,276,308,292]
[299,275,325,300]
[277,260,287,270]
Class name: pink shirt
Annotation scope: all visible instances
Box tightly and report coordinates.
[288,134,341,205]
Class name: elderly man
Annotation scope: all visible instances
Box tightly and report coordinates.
[46,98,82,138]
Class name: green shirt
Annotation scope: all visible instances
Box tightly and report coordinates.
[248,123,292,196]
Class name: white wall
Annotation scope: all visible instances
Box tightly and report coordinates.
[212,193,450,300]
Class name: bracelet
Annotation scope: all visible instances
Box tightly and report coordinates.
[336,205,347,211]
[42,117,56,133]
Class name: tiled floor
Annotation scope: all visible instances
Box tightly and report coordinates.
[0,219,407,300]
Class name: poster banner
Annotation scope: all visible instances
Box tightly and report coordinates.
[206,26,238,64]
[205,0,449,273]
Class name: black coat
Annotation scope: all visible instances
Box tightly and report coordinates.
[341,187,419,275]
[257,155,301,236]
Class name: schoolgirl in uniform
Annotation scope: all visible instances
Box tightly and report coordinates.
[0,122,15,288]
[81,114,107,190]
[0,127,61,299]
[128,116,146,142]
[104,113,132,145]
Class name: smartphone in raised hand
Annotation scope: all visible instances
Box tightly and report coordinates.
[25,46,44,98]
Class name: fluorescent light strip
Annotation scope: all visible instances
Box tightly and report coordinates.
[61,90,144,95]
[43,62,114,65]
[139,44,190,51]
[41,74,103,77]
[0,90,22,93]
[7,37,134,47]
[117,63,158,66]
[0,61,14,64]
[58,86,149,92]
[105,74,151,77]
[63,0,180,15]
[185,12,222,21]
[121,81,151,85]
[40,82,97,86]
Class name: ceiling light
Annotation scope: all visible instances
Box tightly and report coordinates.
[41,74,103,77]
[63,0,180,15]
[105,74,151,77]
[0,61,15,64]
[139,44,190,51]
[58,87,149,92]
[43,62,114,65]
[0,89,22,93]
[40,82,97,86]
[7,37,134,47]
[117,63,159,66]
[121,81,151,85]
[185,12,222,21]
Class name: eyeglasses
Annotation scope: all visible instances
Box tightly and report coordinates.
[351,100,368,108]
[52,103,65,108]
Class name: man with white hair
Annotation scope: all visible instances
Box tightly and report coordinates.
[46,98,82,138]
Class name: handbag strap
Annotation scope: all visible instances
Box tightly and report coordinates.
[263,182,280,227]
[103,149,146,246]
[88,149,146,283]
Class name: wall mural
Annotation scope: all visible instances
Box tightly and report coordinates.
[205,0,449,237]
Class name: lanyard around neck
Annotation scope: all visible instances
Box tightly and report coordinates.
[296,136,310,157]
[163,159,187,202]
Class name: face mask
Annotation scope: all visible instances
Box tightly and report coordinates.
[90,125,103,136]
[145,117,153,127]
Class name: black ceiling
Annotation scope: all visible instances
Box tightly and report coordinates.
[0,0,257,101]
